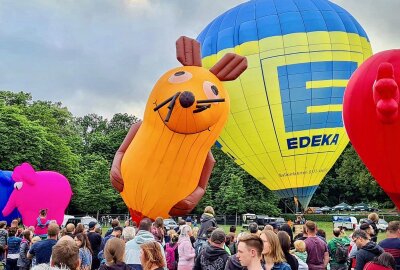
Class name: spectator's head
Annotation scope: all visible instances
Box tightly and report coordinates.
[47,223,60,238]
[178,219,186,226]
[0,221,6,229]
[179,225,193,238]
[368,213,379,223]
[237,234,263,267]
[139,218,152,232]
[260,230,285,263]
[122,227,136,242]
[11,219,19,228]
[154,217,163,228]
[387,221,400,238]
[28,226,35,233]
[277,231,291,253]
[125,220,130,227]
[32,236,41,244]
[88,221,97,230]
[305,221,317,235]
[317,229,326,239]
[333,227,341,237]
[279,224,293,242]
[210,229,226,248]
[66,223,75,234]
[112,226,123,238]
[74,233,92,252]
[185,217,192,224]
[204,206,215,216]
[263,225,273,231]
[360,223,374,238]
[8,227,17,237]
[352,229,369,248]
[140,241,166,270]
[249,222,259,234]
[39,209,47,216]
[230,225,237,233]
[111,219,120,228]
[104,238,125,264]
[294,240,306,252]
[51,237,80,270]
[132,221,137,227]
[192,227,199,238]
[74,223,85,235]
[376,252,396,270]
[95,227,102,236]
[171,234,179,244]
[22,229,33,241]
[206,227,216,240]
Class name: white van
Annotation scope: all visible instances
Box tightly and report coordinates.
[332,216,358,230]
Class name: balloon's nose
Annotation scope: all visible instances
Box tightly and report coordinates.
[179,91,195,108]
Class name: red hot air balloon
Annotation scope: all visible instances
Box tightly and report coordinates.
[343,50,400,209]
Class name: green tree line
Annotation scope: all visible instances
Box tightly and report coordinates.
[0,91,394,217]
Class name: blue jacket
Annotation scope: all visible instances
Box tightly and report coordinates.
[272,262,292,270]
[7,236,22,255]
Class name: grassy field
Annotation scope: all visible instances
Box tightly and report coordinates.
[218,222,387,242]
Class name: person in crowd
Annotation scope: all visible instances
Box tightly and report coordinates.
[35,209,50,237]
[304,221,329,270]
[28,223,59,264]
[185,217,192,228]
[74,224,85,236]
[236,234,263,270]
[225,232,249,270]
[87,221,102,270]
[140,241,166,270]
[125,218,166,270]
[316,230,327,243]
[101,227,123,251]
[366,213,380,243]
[248,223,259,235]
[192,227,199,239]
[50,236,80,270]
[353,229,383,270]
[260,230,291,270]
[379,221,400,270]
[95,228,103,236]
[194,229,228,270]
[226,233,236,255]
[75,233,93,270]
[165,234,178,270]
[293,240,308,265]
[122,227,136,243]
[197,227,216,256]
[105,220,121,238]
[99,238,129,270]
[364,252,397,270]
[65,223,76,238]
[29,236,41,268]
[6,227,22,270]
[124,220,130,228]
[327,227,351,270]
[17,230,33,270]
[0,221,7,260]
[195,206,217,257]
[151,218,165,246]
[279,224,294,248]
[278,231,299,270]
[177,225,195,270]
[360,223,375,240]
[263,225,274,232]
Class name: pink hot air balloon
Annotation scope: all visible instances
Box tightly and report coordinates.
[2,163,73,227]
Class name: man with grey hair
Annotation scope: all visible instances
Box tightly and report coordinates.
[353,229,383,270]
[122,227,136,242]
[194,229,229,270]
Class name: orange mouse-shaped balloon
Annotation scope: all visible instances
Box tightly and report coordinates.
[110,36,247,223]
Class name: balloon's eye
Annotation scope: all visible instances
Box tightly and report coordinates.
[14,182,23,190]
[168,71,192,84]
[203,81,220,99]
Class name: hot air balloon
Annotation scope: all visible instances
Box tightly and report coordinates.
[197,0,372,208]
[343,50,400,210]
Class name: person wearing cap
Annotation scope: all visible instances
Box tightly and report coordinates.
[194,229,229,270]
[87,221,102,270]
[186,217,192,227]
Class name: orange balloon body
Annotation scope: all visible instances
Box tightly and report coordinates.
[120,66,230,219]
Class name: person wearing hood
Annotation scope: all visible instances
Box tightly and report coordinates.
[194,229,229,270]
[99,238,130,270]
[178,225,195,270]
[125,218,166,270]
[195,206,217,257]
[353,229,383,270]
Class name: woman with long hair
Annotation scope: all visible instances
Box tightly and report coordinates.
[260,230,291,270]
[100,238,130,270]
[151,217,165,246]
[277,231,299,270]
[140,241,166,270]
[178,225,195,270]
[74,233,93,270]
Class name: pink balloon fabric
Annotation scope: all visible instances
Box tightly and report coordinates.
[1,163,73,227]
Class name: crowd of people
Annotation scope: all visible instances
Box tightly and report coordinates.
[0,208,399,270]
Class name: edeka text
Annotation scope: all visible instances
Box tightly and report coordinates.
[286,134,339,150]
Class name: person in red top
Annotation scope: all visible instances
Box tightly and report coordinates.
[35,209,50,236]
[363,252,396,270]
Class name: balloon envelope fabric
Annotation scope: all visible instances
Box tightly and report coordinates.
[197,0,372,208]
[0,170,21,225]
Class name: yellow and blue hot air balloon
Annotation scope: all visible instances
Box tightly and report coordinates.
[197,0,372,208]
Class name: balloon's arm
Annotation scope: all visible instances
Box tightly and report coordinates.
[110,121,142,192]
[2,195,16,216]
[169,151,215,216]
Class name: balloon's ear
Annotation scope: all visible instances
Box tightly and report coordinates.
[210,53,248,81]
[12,163,36,186]
[176,36,202,67]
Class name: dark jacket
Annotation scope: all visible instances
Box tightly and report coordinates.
[224,254,244,270]
[194,245,229,270]
[197,214,217,240]
[284,252,299,270]
[17,240,31,268]
[99,262,131,270]
[355,241,384,270]
[367,220,379,243]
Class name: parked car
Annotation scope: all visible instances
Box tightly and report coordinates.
[163,218,178,231]
[332,215,358,230]
[62,215,100,230]
[359,218,388,232]
[320,206,332,213]
[332,202,352,212]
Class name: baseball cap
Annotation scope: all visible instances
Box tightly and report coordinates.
[88,221,97,229]
[186,217,192,222]
[210,229,226,244]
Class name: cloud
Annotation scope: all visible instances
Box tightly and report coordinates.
[0,0,398,119]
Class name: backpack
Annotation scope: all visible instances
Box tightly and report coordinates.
[335,242,349,264]
[165,243,178,270]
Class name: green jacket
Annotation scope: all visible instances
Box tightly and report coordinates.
[328,236,351,265]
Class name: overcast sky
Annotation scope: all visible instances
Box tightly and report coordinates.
[0,0,398,119]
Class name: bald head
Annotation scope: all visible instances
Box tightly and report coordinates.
[333,227,341,237]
